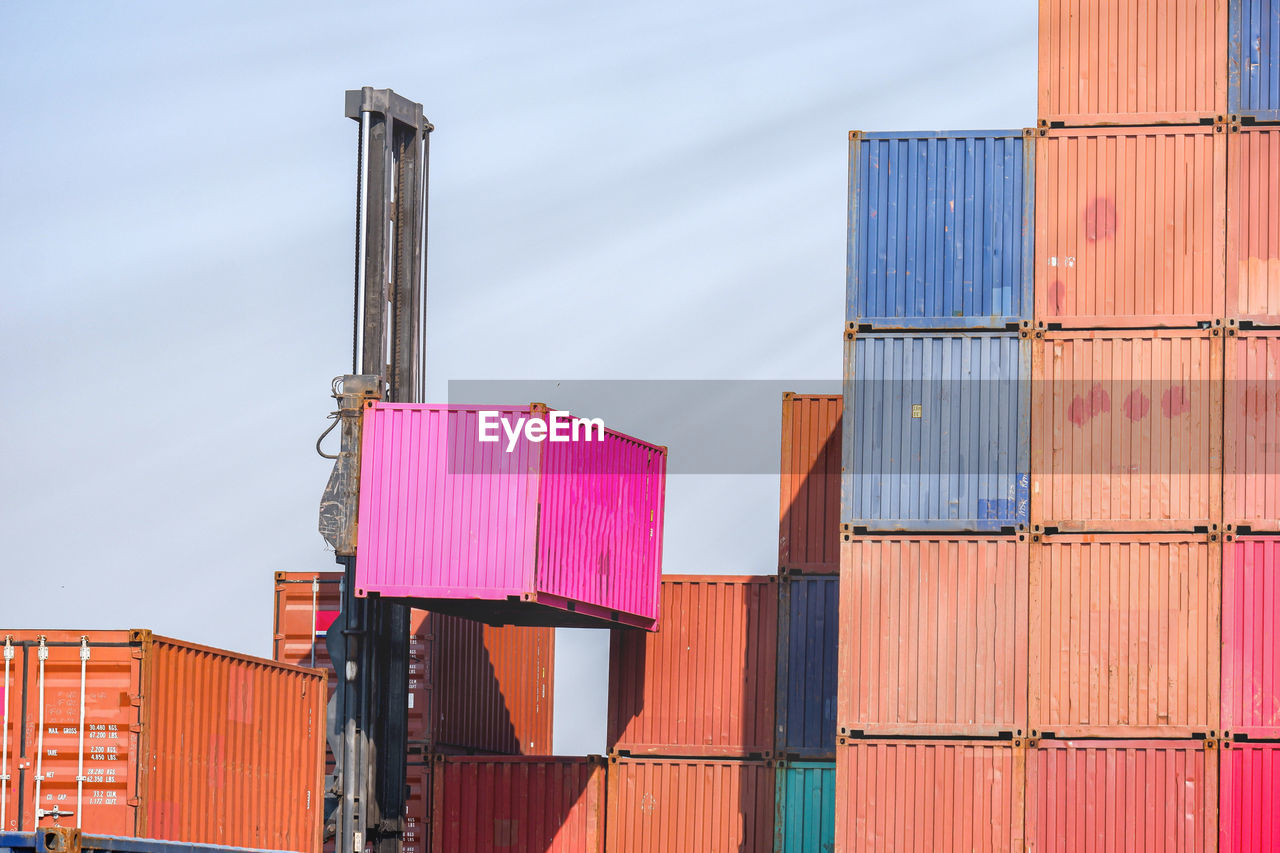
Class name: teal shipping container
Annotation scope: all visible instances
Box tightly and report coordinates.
[774,761,836,853]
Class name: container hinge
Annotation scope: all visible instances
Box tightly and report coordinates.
[127,796,141,806]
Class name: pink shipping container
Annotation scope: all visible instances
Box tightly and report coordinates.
[1221,741,1280,853]
[1225,331,1280,531]
[1026,740,1218,852]
[354,403,667,630]
[431,756,605,853]
[1033,126,1226,328]
[1227,126,1280,327]
[1222,536,1280,739]
[605,757,774,853]
[834,739,1026,852]
[1031,330,1224,531]
[838,536,1028,738]
[1038,0,1227,127]
[607,576,777,757]
[1030,534,1221,738]
[778,393,841,574]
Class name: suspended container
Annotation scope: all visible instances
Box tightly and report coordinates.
[838,536,1028,738]
[1031,330,1224,532]
[605,757,774,853]
[776,577,838,758]
[835,739,1026,853]
[846,131,1033,330]
[1038,0,1227,126]
[774,761,835,853]
[842,332,1030,533]
[1227,127,1280,326]
[1222,536,1280,739]
[1029,534,1221,739]
[778,393,841,574]
[354,403,667,630]
[1225,331,1280,531]
[1033,125,1227,328]
[0,631,323,853]
[1026,740,1218,853]
[1221,741,1280,853]
[608,576,776,757]
[1230,0,1280,123]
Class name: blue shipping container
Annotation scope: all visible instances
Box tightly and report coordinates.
[774,762,836,853]
[775,577,838,758]
[1231,0,1280,121]
[842,332,1029,532]
[0,832,278,853]
[847,131,1033,330]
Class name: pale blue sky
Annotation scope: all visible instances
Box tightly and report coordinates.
[0,1,1035,754]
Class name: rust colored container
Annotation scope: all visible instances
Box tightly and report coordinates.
[608,576,776,757]
[1031,330,1224,531]
[1029,534,1221,738]
[404,761,431,853]
[0,631,323,852]
[838,536,1028,738]
[273,571,553,754]
[1034,126,1226,328]
[1222,535,1280,739]
[431,755,604,853]
[1026,740,1218,852]
[778,393,841,574]
[605,757,774,853]
[1038,0,1227,126]
[834,739,1026,852]
[1221,741,1280,853]
[1227,127,1280,326]
[1224,331,1280,531]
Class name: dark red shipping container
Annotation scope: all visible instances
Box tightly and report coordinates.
[778,393,841,574]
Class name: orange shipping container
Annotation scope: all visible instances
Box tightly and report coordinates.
[1031,330,1223,531]
[778,393,841,574]
[1038,0,1227,126]
[834,739,1026,852]
[605,757,773,853]
[1225,331,1280,531]
[1034,126,1226,328]
[607,576,776,757]
[1029,534,1221,738]
[838,536,1028,738]
[1227,126,1280,326]
[0,630,323,852]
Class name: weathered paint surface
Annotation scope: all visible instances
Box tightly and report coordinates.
[776,577,838,757]
[1026,740,1217,853]
[1225,331,1280,530]
[1031,330,1224,531]
[1221,741,1280,853]
[355,403,666,629]
[839,537,1028,737]
[842,332,1030,532]
[1223,536,1280,738]
[608,577,776,757]
[778,394,842,573]
[775,762,835,853]
[1039,0,1228,125]
[847,131,1033,330]
[1230,0,1280,121]
[605,757,774,853]
[834,740,1025,852]
[1030,535,1220,738]
[1034,126,1226,327]
[1227,128,1280,324]
[404,762,430,853]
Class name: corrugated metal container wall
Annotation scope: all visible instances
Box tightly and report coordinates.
[1222,536,1280,739]
[834,739,1025,852]
[431,756,604,853]
[1227,128,1280,325]
[1221,741,1280,853]
[776,577,838,758]
[846,131,1033,330]
[608,577,776,757]
[778,394,842,574]
[1030,535,1220,738]
[404,762,431,853]
[775,762,835,853]
[842,332,1030,532]
[0,631,323,853]
[1225,331,1280,531]
[838,536,1028,738]
[1038,0,1227,126]
[1034,126,1226,328]
[1230,0,1280,122]
[1026,740,1217,852]
[355,403,666,630]
[1031,330,1224,531]
[605,757,774,853]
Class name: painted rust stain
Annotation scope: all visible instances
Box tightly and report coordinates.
[1084,197,1117,241]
